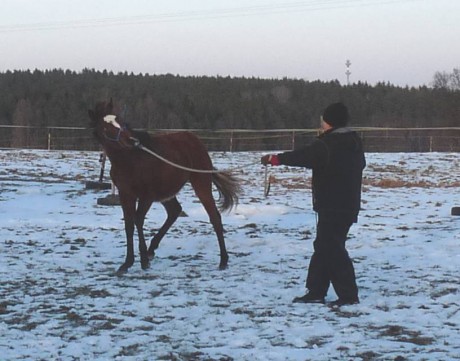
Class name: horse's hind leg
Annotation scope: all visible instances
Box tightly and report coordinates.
[191,175,228,270]
[147,197,182,259]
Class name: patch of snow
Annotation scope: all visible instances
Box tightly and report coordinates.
[0,150,459,360]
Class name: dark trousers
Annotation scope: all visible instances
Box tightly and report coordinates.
[306,213,358,301]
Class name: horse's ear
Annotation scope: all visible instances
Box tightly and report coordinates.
[88,109,98,126]
[107,98,113,113]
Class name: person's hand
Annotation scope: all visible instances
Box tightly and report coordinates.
[260,154,280,166]
[261,155,271,165]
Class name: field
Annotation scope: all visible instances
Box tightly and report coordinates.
[0,149,459,360]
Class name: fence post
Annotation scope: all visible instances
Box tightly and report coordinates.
[229,130,233,152]
[291,131,295,150]
[429,136,433,152]
[47,130,51,150]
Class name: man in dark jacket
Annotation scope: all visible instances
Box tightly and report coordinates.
[261,102,366,306]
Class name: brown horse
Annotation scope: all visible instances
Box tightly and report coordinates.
[88,99,241,274]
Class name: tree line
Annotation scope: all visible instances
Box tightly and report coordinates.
[1,68,459,136]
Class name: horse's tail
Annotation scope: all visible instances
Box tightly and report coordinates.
[212,170,242,212]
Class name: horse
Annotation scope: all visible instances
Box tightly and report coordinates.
[88,99,241,274]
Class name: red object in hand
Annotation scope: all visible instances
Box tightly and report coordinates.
[261,154,280,166]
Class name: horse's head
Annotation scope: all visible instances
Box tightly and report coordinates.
[88,99,135,149]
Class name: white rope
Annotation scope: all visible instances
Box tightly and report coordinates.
[131,137,259,174]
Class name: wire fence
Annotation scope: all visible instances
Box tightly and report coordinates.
[0,125,459,152]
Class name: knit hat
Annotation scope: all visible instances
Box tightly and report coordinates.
[322,102,349,128]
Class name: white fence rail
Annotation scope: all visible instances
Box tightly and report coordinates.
[1,125,459,152]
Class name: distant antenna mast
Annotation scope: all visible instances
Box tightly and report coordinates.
[345,59,351,85]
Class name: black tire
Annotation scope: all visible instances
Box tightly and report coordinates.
[97,194,121,206]
[451,207,460,216]
[85,181,112,190]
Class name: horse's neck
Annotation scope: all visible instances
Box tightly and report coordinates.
[102,145,129,166]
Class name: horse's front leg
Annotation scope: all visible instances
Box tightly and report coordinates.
[135,198,154,270]
[117,193,137,275]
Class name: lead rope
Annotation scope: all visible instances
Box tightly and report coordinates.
[130,136,259,174]
[264,165,271,197]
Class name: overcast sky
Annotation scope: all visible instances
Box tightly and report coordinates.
[0,0,458,87]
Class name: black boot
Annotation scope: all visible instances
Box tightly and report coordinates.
[328,298,359,307]
[292,293,325,304]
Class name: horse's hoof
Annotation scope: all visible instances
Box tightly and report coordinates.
[141,261,151,270]
[115,268,128,277]
[219,255,229,270]
[116,262,132,276]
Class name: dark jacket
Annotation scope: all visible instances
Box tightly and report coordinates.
[277,127,366,222]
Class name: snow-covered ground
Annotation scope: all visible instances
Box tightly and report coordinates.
[0,149,459,361]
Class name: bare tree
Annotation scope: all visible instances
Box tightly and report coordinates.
[432,71,450,89]
[450,68,460,90]
[432,67,460,90]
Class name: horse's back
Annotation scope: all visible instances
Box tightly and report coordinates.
[152,131,206,149]
[152,131,210,161]
[148,131,213,168]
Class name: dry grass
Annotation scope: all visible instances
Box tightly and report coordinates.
[264,175,460,190]
[364,178,431,188]
[364,178,460,188]
[261,175,312,190]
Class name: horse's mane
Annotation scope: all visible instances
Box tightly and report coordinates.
[129,127,156,148]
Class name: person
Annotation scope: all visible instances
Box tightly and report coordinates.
[261,102,366,306]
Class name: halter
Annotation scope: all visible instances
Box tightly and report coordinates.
[102,114,127,143]
[103,125,125,142]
